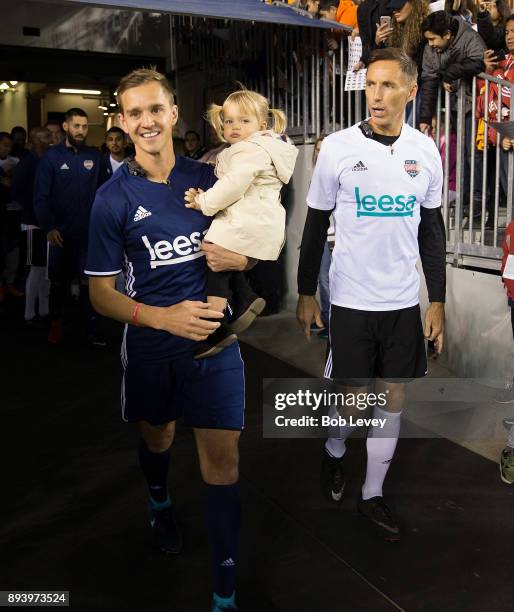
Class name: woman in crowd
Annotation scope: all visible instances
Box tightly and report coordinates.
[375,0,430,124]
[477,0,512,53]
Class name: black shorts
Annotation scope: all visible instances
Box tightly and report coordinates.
[325,304,427,385]
[23,228,47,266]
[47,236,87,282]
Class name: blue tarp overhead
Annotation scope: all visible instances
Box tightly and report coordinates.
[57,0,351,30]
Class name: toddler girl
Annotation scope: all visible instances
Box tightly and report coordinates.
[185,89,298,358]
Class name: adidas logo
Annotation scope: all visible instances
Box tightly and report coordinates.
[352,161,367,171]
[221,557,235,567]
[60,163,69,170]
[133,206,152,222]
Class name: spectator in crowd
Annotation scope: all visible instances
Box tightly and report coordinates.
[0,132,23,300]
[45,121,65,146]
[375,0,430,123]
[476,15,514,225]
[103,126,126,178]
[184,130,208,160]
[477,0,512,54]
[500,219,514,484]
[419,11,485,209]
[34,108,106,346]
[11,127,52,326]
[318,0,339,20]
[444,0,477,24]
[302,0,321,15]
[419,11,485,136]
[10,126,28,160]
[357,0,393,67]
[337,0,359,28]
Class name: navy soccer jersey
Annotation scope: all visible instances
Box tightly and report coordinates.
[85,155,217,359]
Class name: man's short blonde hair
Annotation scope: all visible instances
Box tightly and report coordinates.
[116,68,175,112]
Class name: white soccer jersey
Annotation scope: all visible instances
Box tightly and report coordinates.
[307,122,443,311]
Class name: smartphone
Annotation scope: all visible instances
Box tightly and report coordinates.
[496,49,506,62]
[380,15,391,28]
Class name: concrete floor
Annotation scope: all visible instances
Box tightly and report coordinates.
[1,303,513,611]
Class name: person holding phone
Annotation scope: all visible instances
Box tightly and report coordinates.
[477,0,512,54]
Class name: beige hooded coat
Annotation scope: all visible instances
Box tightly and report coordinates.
[196,131,298,260]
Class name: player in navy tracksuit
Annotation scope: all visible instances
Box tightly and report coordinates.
[102,126,126,178]
[34,107,107,345]
[11,127,52,324]
[87,70,246,612]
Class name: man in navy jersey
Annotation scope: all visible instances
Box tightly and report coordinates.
[86,69,246,612]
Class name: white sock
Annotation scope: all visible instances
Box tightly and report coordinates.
[362,406,402,501]
[508,425,514,449]
[324,405,353,459]
[36,266,50,317]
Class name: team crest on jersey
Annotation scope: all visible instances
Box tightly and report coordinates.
[404,160,420,178]
[83,159,94,171]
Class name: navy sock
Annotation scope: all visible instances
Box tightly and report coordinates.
[138,440,171,505]
[206,482,241,598]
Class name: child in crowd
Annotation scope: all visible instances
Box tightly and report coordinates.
[500,219,514,484]
[185,89,298,358]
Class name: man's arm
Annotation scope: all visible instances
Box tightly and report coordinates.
[201,242,255,272]
[418,206,446,352]
[296,207,332,338]
[418,46,441,128]
[89,276,223,341]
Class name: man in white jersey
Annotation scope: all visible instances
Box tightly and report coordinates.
[297,48,445,541]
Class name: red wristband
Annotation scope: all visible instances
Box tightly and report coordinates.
[131,302,142,326]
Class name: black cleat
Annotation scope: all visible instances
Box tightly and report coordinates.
[194,322,237,359]
[150,505,183,554]
[357,495,401,542]
[321,449,346,503]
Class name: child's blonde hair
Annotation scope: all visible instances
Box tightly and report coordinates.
[206,89,287,143]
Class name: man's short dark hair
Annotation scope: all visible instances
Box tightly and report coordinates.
[421,11,456,36]
[0,131,12,142]
[106,126,125,137]
[319,0,338,10]
[367,48,418,84]
[185,130,201,140]
[64,108,88,122]
[506,15,514,27]
[10,126,27,139]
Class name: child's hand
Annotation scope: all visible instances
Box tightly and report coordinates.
[184,187,204,210]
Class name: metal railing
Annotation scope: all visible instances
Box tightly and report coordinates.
[170,15,513,268]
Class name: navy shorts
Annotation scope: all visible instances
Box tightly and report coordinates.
[121,340,245,429]
[48,235,87,282]
[325,304,427,386]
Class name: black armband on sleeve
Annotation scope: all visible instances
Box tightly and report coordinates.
[297,207,332,295]
[418,206,446,303]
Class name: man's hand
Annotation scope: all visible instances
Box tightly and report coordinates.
[201,241,250,272]
[184,187,203,210]
[483,49,498,74]
[419,122,431,136]
[47,229,64,247]
[154,300,223,341]
[442,81,455,93]
[296,294,324,340]
[424,302,445,354]
[501,137,514,151]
